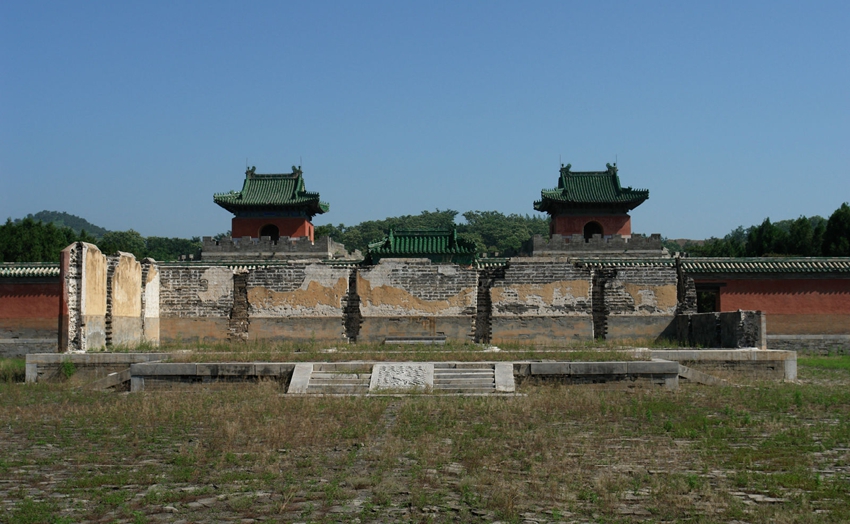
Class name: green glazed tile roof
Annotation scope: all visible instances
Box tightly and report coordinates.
[574,258,674,268]
[214,167,329,216]
[0,263,60,277]
[682,257,850,274]
[368,229,478,257]
[534,163,649,213]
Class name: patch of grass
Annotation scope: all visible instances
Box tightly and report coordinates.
[0,358,848,523]
[799,355,850,371]
[0,358,26,382]
[4,497,61,524]
[59,358,75,379]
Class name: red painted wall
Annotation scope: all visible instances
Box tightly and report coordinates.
[698,278,850,335]
[0,281,61,319]
[232,217,314,242]
[0,280,61,347]
[551,214,631,237]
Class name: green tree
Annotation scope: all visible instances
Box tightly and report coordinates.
[746,218,788,256]
[788,216,814,256]
[98,230,146,258]
[145,236,202,261]
[823,203,850,256]
[459,211,549,256]
[0,217,84,262]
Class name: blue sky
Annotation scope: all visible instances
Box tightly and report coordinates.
[2,1,848,240]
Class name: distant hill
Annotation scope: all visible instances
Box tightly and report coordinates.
[15,210,109,238]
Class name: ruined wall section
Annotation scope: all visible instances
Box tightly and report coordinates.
[141,259,160,346]
[489,258,593,344]
[246,264,350,341]
[602,265,678,340]
[60,243,158,351]
[357,259,478,342]
[107,252,143,347]
[81,243,108,350]
[159,265,234,342]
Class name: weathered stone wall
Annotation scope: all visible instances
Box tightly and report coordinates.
[767,335,850,355]
[82,243,108,349]
[533,233,666,257]
[356,259,478,343]
[142,260,160,345]
[677,311,766,349]
[489,258,593,344]
[201,235,348,261]
[247,264,350,341]
[159,265,234,343]
[60,243,157,352]
[602,265,679,340]
[109,252,143,347]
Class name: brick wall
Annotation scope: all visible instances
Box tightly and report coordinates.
[159,265,234,342]
[246,263,350,341]
[356,259,478,343]
[602,265,678,340]
[0,278,60,357]
[489,258,593,344]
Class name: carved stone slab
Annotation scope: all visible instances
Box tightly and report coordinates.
[370,363,434,391]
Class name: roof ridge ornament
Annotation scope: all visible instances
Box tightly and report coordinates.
[246,166,256,178]
[606,162,617,174]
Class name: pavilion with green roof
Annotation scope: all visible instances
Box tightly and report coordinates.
[534,163,649,240]
[367,228,478,265]
[214,166,329,242]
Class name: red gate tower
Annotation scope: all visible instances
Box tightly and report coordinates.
[214,166,329,242]
[534,163,649,240]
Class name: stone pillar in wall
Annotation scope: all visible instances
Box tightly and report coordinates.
[59,242,107,352]
[141,259,160,346]
[108,252,143,348]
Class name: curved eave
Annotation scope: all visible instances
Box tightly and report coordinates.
[213,198,329,215]
[534,196,648,213]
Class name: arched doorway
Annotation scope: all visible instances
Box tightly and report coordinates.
[259,224,280,241]
[583,221,603,241]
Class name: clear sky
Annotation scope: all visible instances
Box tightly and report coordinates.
[2,1,848,240]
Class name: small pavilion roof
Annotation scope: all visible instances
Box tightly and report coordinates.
[213,166,329,216]
[367,228,478,263]
[534,163,649,213]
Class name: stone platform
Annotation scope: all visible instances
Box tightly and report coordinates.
[24,349,797,394]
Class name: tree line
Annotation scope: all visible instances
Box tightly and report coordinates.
[0,218,201,263]
[315,209,550,256]
[676,203,850,257]
[4,202,849,263]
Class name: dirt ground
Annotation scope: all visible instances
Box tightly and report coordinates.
[1,357,848,523]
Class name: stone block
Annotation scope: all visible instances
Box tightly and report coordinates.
[627,360,679,375]
[529,362,571,375]
[288,363,312,394]
[494,362,515,392]
[196,363,255,376]
[131,363,197,376]
[254,363,289,376]
[569,362,628,375]
[370,363,434,391]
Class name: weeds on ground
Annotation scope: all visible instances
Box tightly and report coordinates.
[2,359,849,522]
[0,358,25,382]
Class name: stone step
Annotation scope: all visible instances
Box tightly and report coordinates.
[306,385,370,394]
[433,371,494,378]
[433,387,496,394]
[433,363,494,370]
[433,378,494,386]
[311,373,371,380]
[309,380,372,387]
